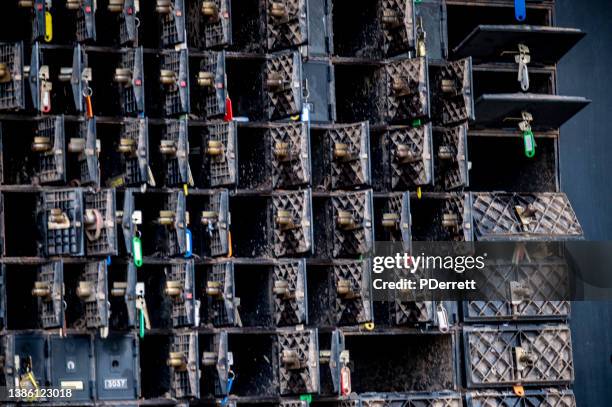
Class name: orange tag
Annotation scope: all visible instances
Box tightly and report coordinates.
[513,384,525,397]
[85,95,93,118]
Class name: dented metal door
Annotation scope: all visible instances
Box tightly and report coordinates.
[463,324,574,387]
[266,0,308,51]
[384,57,430,122]
[158,0,186,47]
[120,118,151,187]
[384,124,433,189]
[194,51,226,119]
[206,262,238,327]
[75,0,97,42]
[267,122,311,188]
[201,189,230,257]
[33,115,66,184]
[434,124,469,190]
[32,262,64,329]
[272,189,313,256]
[265,52,303,120]
[159,191,188,256]
[85,189,118,256]
[380,192,411,252]
[76,261,109,331]
[331,190,374,257]
[116,47,145,116]
[200,0,232,49]
[168,332,200,399]
[273,259,308,326]
[160,49,190,116]
[471,193,583,240]
[326,122,371,190]
[381,0,416,57]
[41,188,85,256]
[118,0,138,46]
[161,119,192,187]
[334,260,373,325]
[0,42,25,111]
[204,121,237,187]
[434,58,474,125]
[164,260,197,328]
[278,328,320,395]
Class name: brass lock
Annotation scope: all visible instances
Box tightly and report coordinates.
[156,0,173,14]
[273,141,290,161]
[84,208,103,241]
[515,204,536,226]
[270,2,288,19]
[391,77,412,97]
[18,0,34,8]
[107,0,125,12]
[440,78,457,95]
[441,212,459,229]
[117,137,136,154]
[337,278,359,299]
[206,280,222,297]
[160,69,177,86]
[0,63,12,84]
[202,351,217,366]
[164,280,183,297]
[333,142,351,161]
[58,67,73,82]
[272,280,293,299]
[201,1,219,19]
[515,346,535,370]
[76,281,94,300]
[68,138,86,153]
[159,140,177,156]
[381,10,401,28]
[158,210,176,226]
[31,281,51,298]
[167,352,187,370]
[266,72,285,91]
[48,208,71,230]
[201,210,219,226]
[381,213,399,230]
[396,143,418,163]
[438,145,453,160]
[111,282,128,297]
[281,349,302,370]
[337,210,356,230]
[66,0,82,10]
[197,71,215,88]
[206,139,223,156]
[276,209,295,230]
[31,136,52,153]
[114,68,132,84]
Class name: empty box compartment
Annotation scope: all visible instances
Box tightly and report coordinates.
[1,191,40,256]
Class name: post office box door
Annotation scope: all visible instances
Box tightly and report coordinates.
[85,189,118,256]
[278,328,320,395]
[77,261,109,330]
[0,42,25,111]
[334,260,373,325]
[267,122,311,188]
[273,259,308,326]
[326,122,371,189]
[265,52,303,120]
[41,189,85,256]
[384,57,430,122]
[34,116,66,185]
[204,122,238,187]
[271,189,313,257]
[330,191,374,257]
[384,124,433,189]
[165,260,197,328]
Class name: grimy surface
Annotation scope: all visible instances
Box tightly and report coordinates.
[557,0,612,405]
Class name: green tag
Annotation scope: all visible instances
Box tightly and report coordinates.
[132,236,143,267]
[523,130,536,158]
[412,118,422,127]
[139,310,145,339]
[300,394,312,404]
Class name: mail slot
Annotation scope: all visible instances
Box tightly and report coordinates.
[465,389,576,407]
[49,334,93,401]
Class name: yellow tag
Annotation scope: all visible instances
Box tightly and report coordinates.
[513,384,525,397]
[363,322,375,331]
[44,11,53,43]
[417,186,422,199]
[183,184,189,196]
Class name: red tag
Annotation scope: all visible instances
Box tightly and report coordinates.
[180,80,187,88]
[85,6,92,13]
[224,96,233,122]
[176,10,182,16]
[36,4,43,11]
[134,79,142,86]
[127,7,133,15]
[186,293,193,299]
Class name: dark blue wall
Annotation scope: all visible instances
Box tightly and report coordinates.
[556,1,612,405]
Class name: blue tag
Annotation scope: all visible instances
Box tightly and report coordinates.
[514,0,526,21]
[185,229,192,258]
[221,376,234,406]
[106,256,112,265]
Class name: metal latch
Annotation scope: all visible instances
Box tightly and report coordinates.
[516,44,530,91]
[381,212,399,230]
[515,346,535,371]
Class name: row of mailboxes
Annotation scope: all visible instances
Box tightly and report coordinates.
[0,333,139,402]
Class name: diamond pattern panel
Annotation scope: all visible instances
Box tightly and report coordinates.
[327,122,371,189]
[331,191,374,257]
[272,190,313,256]
[265,52,302,120]
[268,122,310,188]
[386,124,433,188]
[334,260,373,325]
[278,329,320,395]
[266,0,308,51]
[384,57,429,122]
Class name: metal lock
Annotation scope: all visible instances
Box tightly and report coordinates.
[201,210,218,226]
[158,210,176,226]
[337,210,357,231]
[396,143,419,164]
[110,281,128,297]
[337,278,359,299]
[118,137,137,154]
[391,76,413,97]
[58,66,73,82]
[280,349,303,370]
[167,351,188,370]
[114,68,132,85]
[266,72,288,92]
[160,69,177,86]
[201,1,219,19]
[165,280,183,297]
[270,2,288,21]
[156,0,173,14]
[76,280,95,300]
[18,0,34,8]
[438,145,453,160]
[0,62,11,84]
[510,280,532,305]
[84,208,104,241]
[333,142,355,162]
[201,351,217,366]
[382,9,401,29]
[206,139,223,156]
[514,204,536,227]
[381,212,400,230]
[276,209,296,230]
[197,71,215,88]
[205,280,222,297]
[440,78,458,96]
[273,141,292,162]
[31,136,52,152]
[48,208,71,230]
[273,279,294,300]
[68,137,86,153]
[160,139,178,156]
[31,281,52,298]
[66,0,82,10]
[515,346,535,371]
[441,212,459,230]
[107,0,125,12]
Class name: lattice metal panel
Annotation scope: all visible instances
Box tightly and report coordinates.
[117,47,145,116]
[206,262,238,327]
[267,122,311,188]
[265,52,303,120]
[85,189,118,256]
[69,45,87,113]
[280,401,308,407]
[120,118,150,186]
[75,0,96,42]
[440,193,473,241]
[0,42,25,111]
[120,189,136,255]
[76,118,100,186]
[381,0,416,56]
[471,193,583,240]
[161,49,190,116]
[391,266,436,325]
[465,259,570,321]
[466,389,576,407]
[362,394,462,407]
[201,190,230,257]
[41,188,85,256]
[0,265,5,330]
[273,259,308,326]
[385,124,433,189]
[381,193,411,252]
[384,57,429,122]
[160,192,188,256]
[334,260,373,325]
[266,0,308,51]
[169,332,200,399]
[76,261,109,330]
[161,119,191,186]
[326,122,371,189]
[197,0,232,48]
[34,262,64,329]
[118,0,138,45]
[205,332,231,396]
[434,124,469,190]
[193,51,226,119]
[34,116,66,184]
[28,43,42,112]
[272,190,313,256]
[32,1,47,41]
[331,191,374,257]
[159,0,186,47]
[165,261,197,327]
[204,122,237,187]
[278,328,320,395]
[463,324,574,387]
[434,58,474,125]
